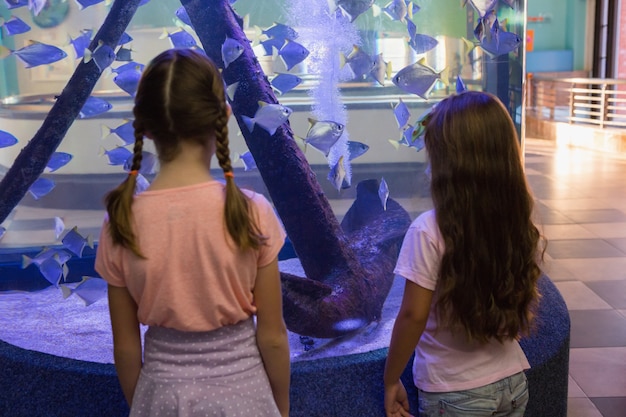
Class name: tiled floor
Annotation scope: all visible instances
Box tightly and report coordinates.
[525,139,626,417]
[1,137,625,416]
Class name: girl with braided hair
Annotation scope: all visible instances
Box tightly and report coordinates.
[95,49,290,417]
[383,91,545,417]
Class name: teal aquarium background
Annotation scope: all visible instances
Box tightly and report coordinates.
[0,0,527,335]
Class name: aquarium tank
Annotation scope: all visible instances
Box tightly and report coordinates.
[0,0,526,350]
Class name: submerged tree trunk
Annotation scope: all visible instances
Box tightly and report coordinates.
[182,0,411,338]
[0,0,142,224]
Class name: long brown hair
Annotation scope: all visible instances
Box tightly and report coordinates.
[104,49,265,258]
[424,91,545,344]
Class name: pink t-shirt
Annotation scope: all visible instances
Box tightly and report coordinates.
[95,181,286,332]
[394,210,530,393]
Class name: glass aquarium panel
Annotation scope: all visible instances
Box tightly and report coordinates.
[0,0,526,353]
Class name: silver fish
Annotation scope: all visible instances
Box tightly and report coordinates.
[456,75,468,93]
[242,101,292,136]
[378,177,389,211]
[239,151,257,171]
[221,37,244,68]
[54,216,64,240]
[463,0,497,17]
[392,58,449,99]
[60,276,108,306]
[304,119,345,157]
[382,0,411,23]
[327,155,346,191]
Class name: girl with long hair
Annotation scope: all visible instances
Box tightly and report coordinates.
[383,91,545,417]
[95,48,290,417]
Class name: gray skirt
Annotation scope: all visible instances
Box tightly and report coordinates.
[130,318,281,417]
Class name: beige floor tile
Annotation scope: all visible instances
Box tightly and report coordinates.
[580,222,626,239]
[549,258,626,281]
[541,198,615,211]
[553,282,613,310]
[569,347,626,397]
[567,398,603,417]
[568,375,586,398]
[543,224,597,240]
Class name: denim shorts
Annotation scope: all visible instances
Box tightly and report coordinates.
[417,371,528,417]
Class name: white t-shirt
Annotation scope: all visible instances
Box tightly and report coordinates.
[394,209,530,392]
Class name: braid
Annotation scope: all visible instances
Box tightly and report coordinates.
[104,127,146,259]
[214,111,265,250]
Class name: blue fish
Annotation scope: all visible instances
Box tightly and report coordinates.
[4,0,28,9]
[60,276,108,306]
[112,61,145,74]
[69,29,92,59]
[407,20,438,54]
[175,6,193,27]
[124,150,158,175]
[0,130,18,148]
[456,75,468,93]
[477,23,521,57]
[1,15,31,36]
[0,41,67,68]
[22,247,72,269]
[46,152,72,172]
[28,177,55,200]
[242,101,292,136]
[101,146,132,166]
[305,119,345,157]
[327,155,347,191]
[393,98,410,129]
[278,40,310,71]
[221,37,244,69]
[381,0,412,23]
[378,177,389,211]
[341,45,374,80]
[371,53,392,86]
[102,119,135,145]
[161,28,197,49]
[115,46,133,62]
[79,96,112,119]
[238,151,257,171]
[259,37,285,56]
[84,40,115,72]
[392,58,449,99]
[347,141,369,161]
[271,73,302,95]
[336,0,375,22]
[135,173,150,194]
[114,65,141,96]
[74,0,106,10]
[260,22,298,42]
[38,256,67,286]
[118,32,133,45]
[62,226,93,257]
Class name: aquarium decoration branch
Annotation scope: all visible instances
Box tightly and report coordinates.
[182,0,411,338]
[0,0,143,225]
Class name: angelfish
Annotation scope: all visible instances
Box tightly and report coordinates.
[242,101,293,136]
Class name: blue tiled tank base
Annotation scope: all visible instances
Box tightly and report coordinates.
[0,274,569,417]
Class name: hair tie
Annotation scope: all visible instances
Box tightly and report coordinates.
[129,170,139,176]
[224,171,235,179]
